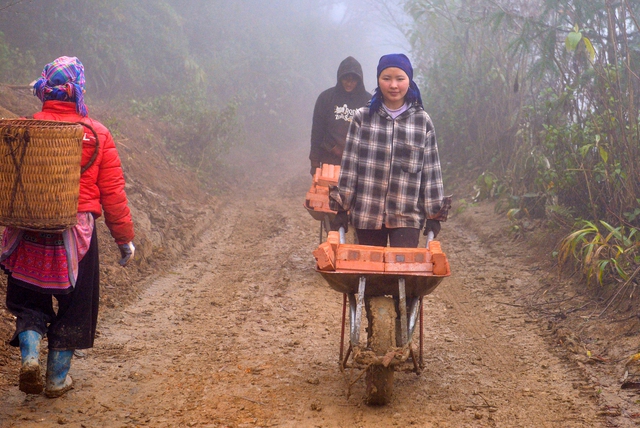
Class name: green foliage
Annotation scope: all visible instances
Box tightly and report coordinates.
[454,198,473,215]
[624,200,640,223]
[0,32,35,83]
[494,195,520,215]
[473,172,504,202]
[405,0,524,173]
[546,204,575,230]
[0,0,358,149]
[506,208,524,239]
[558,220,640,286]
[0,1,194,97]
[565,25,595,63]
[404,0,640,289]
[130,90,241,175]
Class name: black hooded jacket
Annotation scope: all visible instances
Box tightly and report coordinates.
[309,56,372,167]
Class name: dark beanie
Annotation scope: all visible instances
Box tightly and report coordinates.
[370,53,423,116]
[377,53,413,80]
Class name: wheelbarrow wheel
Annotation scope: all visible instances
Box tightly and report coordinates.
[364,296,395,405]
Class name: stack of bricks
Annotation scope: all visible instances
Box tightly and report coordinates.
[305,181,332,212]
[305,164,341,213]
[336,244,386,272]
[384,248,433,273]
[316,164,340,187]
[313,231,450,276]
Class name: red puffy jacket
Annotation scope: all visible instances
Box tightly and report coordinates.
[34,100,134,244]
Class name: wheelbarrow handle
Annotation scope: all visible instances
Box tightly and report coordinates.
[425,230,434,247]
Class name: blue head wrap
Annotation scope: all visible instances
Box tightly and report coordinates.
[369,53,423,116]
[33,56,88,117]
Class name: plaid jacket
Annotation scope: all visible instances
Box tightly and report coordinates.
[330,103,445,230]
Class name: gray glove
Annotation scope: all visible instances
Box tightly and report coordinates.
[118,242,135,266]
[423,219,441,239]
[330,211,349,233]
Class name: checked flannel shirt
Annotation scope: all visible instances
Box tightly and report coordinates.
[330,103,447,230]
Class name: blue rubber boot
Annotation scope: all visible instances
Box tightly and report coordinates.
[44,350,74,398]
[18,330,43,394]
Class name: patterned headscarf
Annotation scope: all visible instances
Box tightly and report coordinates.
[33,56,87,117]
[369,53,423,117]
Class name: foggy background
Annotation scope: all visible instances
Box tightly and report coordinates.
[2,0,639,240]
[319,1,410,90]
[0,0,411,154]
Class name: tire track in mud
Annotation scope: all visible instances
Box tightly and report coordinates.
[427,221,587,426]
[0,145,610,427]
[433,225,514,373]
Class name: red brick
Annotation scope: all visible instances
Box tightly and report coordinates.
[313,242,335,271]
[305,192,331,210]
[335,244,385,272]
[317,164,340,187]
[307,181,330,195]
[327,231,340,253]
[384,248,433,273]
[315,185,329,195]
[428,241,451,276]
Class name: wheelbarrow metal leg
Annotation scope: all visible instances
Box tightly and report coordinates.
[398,278,408,346]
[407,297,421,342]
[341,344,352,370]
[339,226,346,244]
[339,293,347,363]
[410,347,421,375]
[350,277,366,348]
[419,296,424,368]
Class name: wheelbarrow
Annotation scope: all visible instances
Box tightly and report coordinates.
[316,229,450,405]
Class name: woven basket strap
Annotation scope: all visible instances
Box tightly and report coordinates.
[75,121,100,173]
[3,128,30,217]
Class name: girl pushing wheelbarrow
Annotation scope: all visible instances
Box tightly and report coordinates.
[314,53,452,404]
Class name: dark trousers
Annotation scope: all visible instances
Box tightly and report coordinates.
[6,227,100,350]
[356,225,420,248]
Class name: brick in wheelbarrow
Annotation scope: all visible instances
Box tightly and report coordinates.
[428,241,451,276]
[383,248,433,273]
[316,164,340,187]
[327,231,340,253]
[313,242,336,271]
[307,181,329,195]
[305,191,332,211]
[335,244,385,272]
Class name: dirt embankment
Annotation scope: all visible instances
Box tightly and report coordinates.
[1,85,640,427]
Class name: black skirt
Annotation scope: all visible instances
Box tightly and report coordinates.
[5,226,100,350]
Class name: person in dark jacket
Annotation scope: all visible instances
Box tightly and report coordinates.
[1,56,135,398]
[309,56,371,175]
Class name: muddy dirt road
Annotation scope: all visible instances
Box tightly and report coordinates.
[0,144,619,427]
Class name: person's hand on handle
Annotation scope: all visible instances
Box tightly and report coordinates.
[330,210,349,233]
[118,242,135,267]
[423,219,441,239]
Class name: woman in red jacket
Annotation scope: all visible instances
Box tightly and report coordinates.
[1,56,135,398]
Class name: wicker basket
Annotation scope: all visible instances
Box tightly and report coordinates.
[0,119,85,231]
